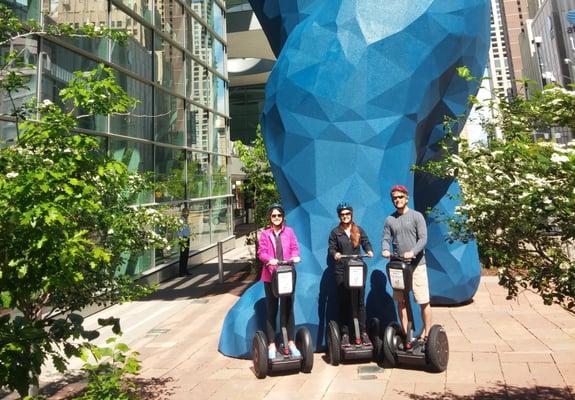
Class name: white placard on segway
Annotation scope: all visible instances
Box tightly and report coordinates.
[389,269,405,290]
[277,271,293,295]
[348,265,364,288]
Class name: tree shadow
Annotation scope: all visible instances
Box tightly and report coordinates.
[401,383,573,400]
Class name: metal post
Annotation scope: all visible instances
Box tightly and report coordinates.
[218,240,224,284]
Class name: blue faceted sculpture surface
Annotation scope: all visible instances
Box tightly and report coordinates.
[219,0,490,357]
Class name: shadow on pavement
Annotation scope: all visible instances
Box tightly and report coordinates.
[403,384,573,399]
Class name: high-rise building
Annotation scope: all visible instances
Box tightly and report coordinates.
[488,0,516,95]
[500,0,530,89]
[0,0,233,279]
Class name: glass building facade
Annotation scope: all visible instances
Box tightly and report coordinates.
[1,0,232,276]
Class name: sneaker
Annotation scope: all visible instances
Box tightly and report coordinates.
[268,346,276,360]
[361,332,372,346]
[288,342,301,357]
[341,334,351,347]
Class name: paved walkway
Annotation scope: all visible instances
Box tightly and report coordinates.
[7,236,575,400]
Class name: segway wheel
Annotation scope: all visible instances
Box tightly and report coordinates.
[326,320,341,366]
[252,331,269,378]
[296,327,314,373]
[368,317,382,361]
[383,322,401,368]
[426,325,449,372]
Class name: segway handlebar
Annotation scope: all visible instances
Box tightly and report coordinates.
[339,254,369,259]
[276,260,296,266]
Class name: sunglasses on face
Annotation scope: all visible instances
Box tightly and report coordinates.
[339,212,352,217]
[392,195,406,200]
[271,214,283,218]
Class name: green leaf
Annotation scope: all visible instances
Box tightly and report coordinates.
[1,291,12,308]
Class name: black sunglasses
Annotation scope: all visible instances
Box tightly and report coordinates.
[392,195,406,200]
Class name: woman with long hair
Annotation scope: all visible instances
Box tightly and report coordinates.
[328,202,374,346]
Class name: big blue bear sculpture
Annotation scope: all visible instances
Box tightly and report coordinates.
[219,0,490,357]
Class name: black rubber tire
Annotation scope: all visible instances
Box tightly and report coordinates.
[426,324,449,372]
[326,320,341,366]
[296,327,314,373]
[383,322,401,368]
[368,317,382,361]
[252,331,269,378]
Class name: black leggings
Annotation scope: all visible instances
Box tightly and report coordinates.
[336,281,366,338]
[264,282,295,344]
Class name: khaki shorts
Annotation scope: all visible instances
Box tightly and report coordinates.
[392,264,430,304]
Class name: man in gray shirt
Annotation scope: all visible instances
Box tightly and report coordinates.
[381,185,431,344]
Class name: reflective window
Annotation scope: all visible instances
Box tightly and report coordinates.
[191,61,212,107]
[215,75,226,113]
[44,0,109,58]
[187,104,210,151]
[190,0,210,24]
[154,204,179,264]
[212,115,227,154]
[155,146,186,202]
[115,0,152,22]
[155,0,185,43]
[41,42,106,132]
[214,39,225,76]
[155,89,185,145]
[111,7,153,81]
[154,34,185,95]
[211,197,231,241]
[187,151,209,198]
[211,155,228,196]
[118,249,154,276]
[212,2,224,38]
[110,72,154,140]
[109,138,154,203]
[8,0,42,20]
[189,200,210,249]
[0,38,37,119]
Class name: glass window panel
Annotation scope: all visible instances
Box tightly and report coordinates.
[155,145,185,202]
[118,248,154,276]
[214,39,225,76]
[189,200,210,249]
[155,0,185,43]
[211,155,228,196]
[190,0,209,24]
[110,72,154,140]
[215,76,226,113]
[187,151,209,198]
[154,204,179,264]
[111,7,153,81]
[0,121,18,147]
[191,61,211,107]
[1,38,37,119]
[41,42,106,132]
[154,34,185,95]
[191,18,210,65]
[115,0,153,22]
[185,14,195,55]
[9,0,42,20]
[109,138,154,203]
[155,89,185,145]
[211,115,227,154]
[211,197,231,241]
[187,105,210,151]
[44,0,109,58]
[212,2,224,38]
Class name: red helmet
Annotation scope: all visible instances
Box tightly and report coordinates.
[390,185,409,195]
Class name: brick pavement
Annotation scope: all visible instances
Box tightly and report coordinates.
[3,237,574,400]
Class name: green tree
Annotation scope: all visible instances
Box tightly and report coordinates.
[0,7,179,397]
[235,125,280,230]
[419,68,575,311]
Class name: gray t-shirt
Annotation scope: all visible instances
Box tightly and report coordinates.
[381,208,427,266]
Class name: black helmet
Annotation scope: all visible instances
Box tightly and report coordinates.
[267,203,284,216]
[336,202,353,214]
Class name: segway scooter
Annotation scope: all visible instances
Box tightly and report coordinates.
[252,260,314,378]
[382,257,449,372]
[326,254,376,365]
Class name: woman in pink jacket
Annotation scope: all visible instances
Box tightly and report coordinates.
[258,203,301,359]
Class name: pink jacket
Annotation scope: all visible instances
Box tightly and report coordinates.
[258,225,300,283]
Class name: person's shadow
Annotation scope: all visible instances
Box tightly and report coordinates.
[316,254,338,352]
[366,268,397,331]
